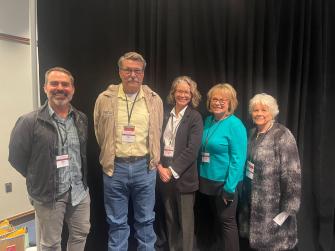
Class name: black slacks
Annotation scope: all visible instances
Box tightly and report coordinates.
[208,191,239,251]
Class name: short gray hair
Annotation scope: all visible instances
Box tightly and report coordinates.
[249,93,279,118]
[118,52,146,70]
[44,67,74,85]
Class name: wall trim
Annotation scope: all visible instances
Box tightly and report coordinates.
[0,209,35,222]
[0,32,30,45]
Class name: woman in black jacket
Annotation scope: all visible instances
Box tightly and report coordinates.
[156,76,203,251]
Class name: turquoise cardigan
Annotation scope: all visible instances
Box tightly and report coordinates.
[199,114,247,199]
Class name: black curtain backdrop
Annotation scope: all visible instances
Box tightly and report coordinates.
[37,0,335,250]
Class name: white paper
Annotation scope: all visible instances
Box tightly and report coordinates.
[273,212,289,226]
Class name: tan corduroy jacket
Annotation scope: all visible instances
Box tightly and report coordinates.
[94,84,163,176]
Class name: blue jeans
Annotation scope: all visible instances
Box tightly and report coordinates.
[103,158,157,251]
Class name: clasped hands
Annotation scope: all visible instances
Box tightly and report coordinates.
[157,164,172,183]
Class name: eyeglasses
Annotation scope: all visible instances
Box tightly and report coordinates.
[175,90,191,96]
[211,98,229,104]
[120,68,144,75]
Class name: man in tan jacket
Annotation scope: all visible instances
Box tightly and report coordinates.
[94,52,163,251]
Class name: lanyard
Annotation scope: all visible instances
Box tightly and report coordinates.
[125,91,140,125]
[55,120,68,148]
[168,114,182,145]
[202,116,227,152]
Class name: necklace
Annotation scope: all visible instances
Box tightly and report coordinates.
[256,121,274,139]
[214,113,230,122]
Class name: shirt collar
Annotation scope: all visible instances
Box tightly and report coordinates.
[48,103,73,119]
[170,105,188,118]
[118,84,144,101]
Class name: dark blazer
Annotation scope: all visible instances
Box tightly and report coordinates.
[160,106,203,193]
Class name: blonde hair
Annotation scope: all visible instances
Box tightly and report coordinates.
[249,93,279,118]
[206,83,238,114]
[167,76,202,108]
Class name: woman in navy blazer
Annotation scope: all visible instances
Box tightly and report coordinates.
[157,76,203,251]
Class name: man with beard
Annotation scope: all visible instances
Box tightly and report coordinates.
[94,52,163,250]
[8,67,90,251]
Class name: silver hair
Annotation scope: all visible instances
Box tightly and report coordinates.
[249,93,279,118]
[118,52,146,70]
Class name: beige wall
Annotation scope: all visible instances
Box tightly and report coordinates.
[0,0,36,219]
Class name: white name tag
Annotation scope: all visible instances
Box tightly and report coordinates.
[122,125,136,143]
[246,161,254,179]
[201,152,210,163]
[273,212,289,226]
[56,154,69,168]
[163,145,174,157]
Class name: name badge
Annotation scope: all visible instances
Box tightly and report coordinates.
[163,145,174,157]
[201,152,210,163]
[56,154,69,168]
[246,160,254,179]
[122,125,136,143]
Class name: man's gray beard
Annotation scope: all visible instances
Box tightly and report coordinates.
[49,94,73,107]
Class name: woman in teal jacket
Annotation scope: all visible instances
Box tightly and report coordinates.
[198,83,247,251]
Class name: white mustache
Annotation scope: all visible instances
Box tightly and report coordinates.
[127,77,140,83]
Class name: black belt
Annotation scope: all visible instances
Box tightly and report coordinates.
[115,155,149,163]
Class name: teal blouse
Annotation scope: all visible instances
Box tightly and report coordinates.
[199,114,247,197]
